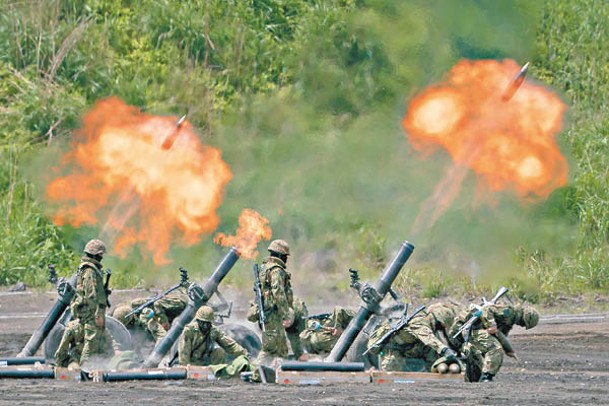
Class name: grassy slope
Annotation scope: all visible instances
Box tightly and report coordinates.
[0,0,607,303]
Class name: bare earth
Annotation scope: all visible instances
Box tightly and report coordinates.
[0,291,608,405]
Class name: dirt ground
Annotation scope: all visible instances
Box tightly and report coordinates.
[1,290,608,405]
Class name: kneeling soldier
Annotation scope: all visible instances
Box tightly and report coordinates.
[300,306,355,355]
[178,306,248,366]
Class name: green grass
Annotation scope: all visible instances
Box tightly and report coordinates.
[0,0,608,304]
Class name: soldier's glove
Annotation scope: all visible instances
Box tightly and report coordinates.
[142,308,155,320]
[441,347,457,361]
[309,320,322,331]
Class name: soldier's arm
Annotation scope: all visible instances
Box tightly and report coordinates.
[495,330,515,354]
[410,320,451,356]
[80,268,97,305]
[152,301,170,328]
[270,269,291,320]
[213,329,248,358]
[178,328,193,365]
[481,306,498,331]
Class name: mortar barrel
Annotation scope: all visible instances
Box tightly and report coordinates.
[143,247,240,368]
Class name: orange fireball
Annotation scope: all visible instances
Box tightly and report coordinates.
[403,59,567,199]
[214,209,273,259]
[46,97,233,264]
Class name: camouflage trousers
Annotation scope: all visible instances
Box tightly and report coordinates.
[80,320,108,363]
[190,347,226,366]
[468,330,504,375]
[301,330,337,355]
[256,312,289,366]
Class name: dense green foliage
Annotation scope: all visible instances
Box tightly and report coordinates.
[0,0,607,302]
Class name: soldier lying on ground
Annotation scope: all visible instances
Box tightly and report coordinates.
[299,306,356,356]
[178,306,248,366]
[367,304,457,372]
[449,302,539,382]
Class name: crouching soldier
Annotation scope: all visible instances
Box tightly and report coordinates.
[178,306,248,366]
[367,304,457,372]
[55,319,117,369]
[300,306,356,356]
[451,303,539,382]
[111,300,166,344]
[285,297,308,360]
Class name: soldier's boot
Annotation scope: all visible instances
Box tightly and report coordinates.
[479,372,494,382]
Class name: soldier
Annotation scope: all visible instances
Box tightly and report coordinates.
[367,304,457,372]
[153,287,188,332]
[178,306,248,366]
[450,303,539,382]
[55,319,117,369]
[70,239,110,364]
[426,301,461,348]
[111,300,166,343]
[285,297,308,360]
[252,239,295,367]
[300,306,356,355]
[54,320,84,370]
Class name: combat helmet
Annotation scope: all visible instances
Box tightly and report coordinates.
[112,305,134,326]
[522,306,539,329]
[195,306,215,323]
[84,239,107,256]
[268,239,290,256]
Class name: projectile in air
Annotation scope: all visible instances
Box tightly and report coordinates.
[502,62,529,102]
[161,114,188,150]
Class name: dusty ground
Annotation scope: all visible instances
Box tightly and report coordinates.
[1,290,608,405]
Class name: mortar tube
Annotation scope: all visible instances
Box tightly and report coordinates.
[103,369,187,382]
[142,247,240,368]
[280,361,365,372]
[0,357,46,366]
[17,273,78,357]
[0,368,55,379]
[327,241,415,362]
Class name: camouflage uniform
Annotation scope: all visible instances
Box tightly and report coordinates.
[55,320,115,369]
[285,297,308,359]
[450,303,538,380]
[153,287,188,330]
[111,299,166,343]
[71,255,108,363]
[178,307,247,366]
[54,320,84,369]
[255,255,294,365]
[300,306,355,354]
[426,301,461,348]
[368,310,454,372]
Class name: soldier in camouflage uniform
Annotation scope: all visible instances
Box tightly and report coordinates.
[300,306,356,355]
[54,320,84,369]
[153,287,188,332]
[111,299,166,343]
[178,306,247,366]
[70,239,110,364]
[367,304,457,372]
[55,319,116,369]
[426,301,462,348]
[285,297,308,359]
[252,239,295,367]
[450,303,539,382]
